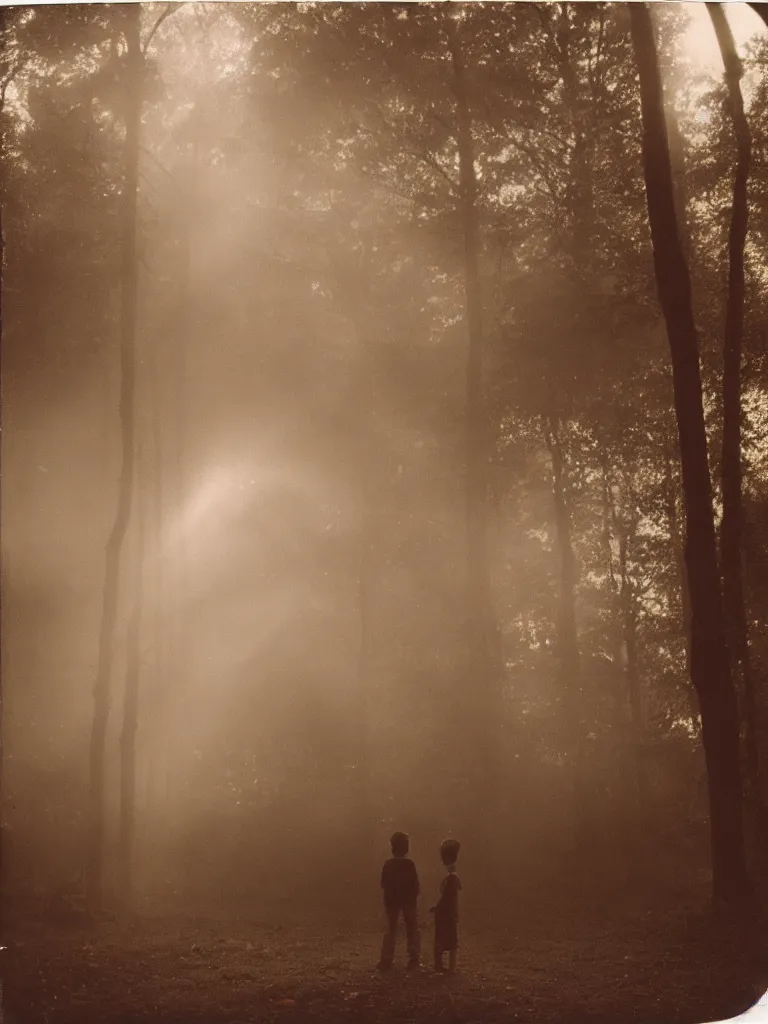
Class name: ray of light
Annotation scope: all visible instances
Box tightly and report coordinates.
[683,1,766,71]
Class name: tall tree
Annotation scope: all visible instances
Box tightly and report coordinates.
[118,454,145,901]
[0,6,8,340]
[706,2,760,811]
[544,418,585,826]
[87,2,142,914]
[0,6,9,924]
[629,1,751,918]
[447,11,497,798]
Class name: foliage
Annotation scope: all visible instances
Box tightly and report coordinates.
[3,1,768,903]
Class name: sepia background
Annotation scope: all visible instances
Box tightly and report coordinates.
[2,3,768,1021]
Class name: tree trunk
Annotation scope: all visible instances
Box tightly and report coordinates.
[653,6,692,256]
[629,2,751,918]
[600,457,622,668]
[355,456,375,862]
[118,452,146,903]
[707,2,761,811]
[0,7,7,938]
[615,478,646,814]
[545,9,590,804]
[553,2,594,265]
[147,349,166,828]
[87,3,142,914]
[665,107,690,255]
[162,103,198,815]
[605,463,646,862]
[448,17,497,798]
[546,422,580,702]
[544,420,584,829]
[0,8,6,340]
[601,462,630,837]
[746,4,768,29]
[350,313,377,865]
[664,445,697,719]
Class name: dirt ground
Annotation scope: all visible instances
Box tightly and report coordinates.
[4,890,767,1024]
[6,868,768,1024]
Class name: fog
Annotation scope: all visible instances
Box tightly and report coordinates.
[2,3,768,1021]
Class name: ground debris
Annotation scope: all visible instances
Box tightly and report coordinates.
[3,907,764,1024]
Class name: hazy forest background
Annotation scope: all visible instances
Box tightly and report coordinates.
[3,3,768,1022]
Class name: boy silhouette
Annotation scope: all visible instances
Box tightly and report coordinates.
[430,837,461,974]
[378,831,420,970]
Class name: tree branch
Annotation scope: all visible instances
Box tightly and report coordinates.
[412,149,458,195]
[140,145,176,181]
[746,3,768,29]
[142,2,177,55]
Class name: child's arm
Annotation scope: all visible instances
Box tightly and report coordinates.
[432,875,456,914]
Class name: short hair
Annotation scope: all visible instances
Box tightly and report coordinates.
[440,838,460,865]
[390,831,409,855]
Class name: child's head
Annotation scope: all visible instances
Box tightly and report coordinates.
[390,831,410,857]
[440,838,460,868]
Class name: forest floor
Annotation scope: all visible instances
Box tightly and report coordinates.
[5,887,768,1024]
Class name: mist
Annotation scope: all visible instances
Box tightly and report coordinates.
[2,4,768,1023]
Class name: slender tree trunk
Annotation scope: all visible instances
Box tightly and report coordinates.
[601,457,631,852]
[707,2,760,808]
[448,15,497,800]
[600,456,621,668]
[653,6,692,256]
[145,350,165,829]
[554,3,594,265]
[604,463,644,863]
[118,452,145,903]
[87,4,142,914]
[615,483,646,814]
[355,457,375,862]
[629,2,750,918]
[348,310,376,865]
[545,422,580,699]
[664,105,691,257]
[0,8,6,341]
[162,104,198,815]
[664,445,697,719]
[0,6,8,940]
[544,420,584,830]
[545,9,590,801]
